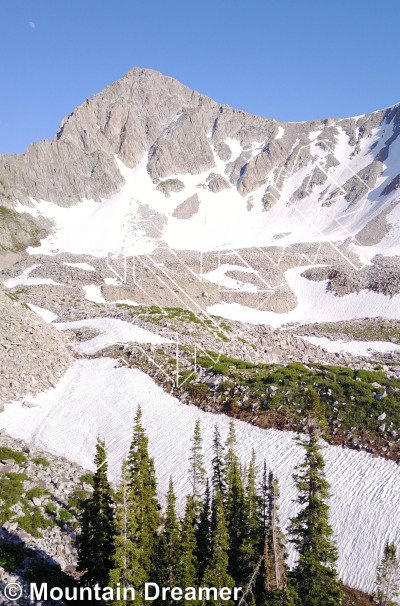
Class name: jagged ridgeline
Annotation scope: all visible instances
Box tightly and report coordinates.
[0,66,399,254]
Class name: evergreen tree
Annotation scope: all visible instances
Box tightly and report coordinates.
[375,541,400,606]
[288,423,343,605]
[126,407,161,587]
[263,473,288,605]
[282,584,299,606]
[196,478,211,579]
[224,420,245,580]
[202,490,234,606]
[78,437,115,586]
[260,461,268,537]
[189,420,206,504]
[225,420,237,478]
[240,450,263,585]
[212,424,225,495]
[158,477,180,600]
[109,460,143,605]
[176,496,198,605]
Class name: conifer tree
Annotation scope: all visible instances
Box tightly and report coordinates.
[109,460,143,605]
[196,478,211,579]
[288,422,343,605]
[263,473,288,605]
[189,420,206,505]
[375,541,400,606]
[202,490,234,606]
[126,407,161,586]
[240,450,263,585]
[224,420,245,580]
[78,437,115,586]
[176,495,198,604]
[212,424,225,495]
[158,477,180,600]
[260,461,268,536]
[225,420,237,477]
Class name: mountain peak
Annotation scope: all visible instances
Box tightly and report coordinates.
[1,69,400,259]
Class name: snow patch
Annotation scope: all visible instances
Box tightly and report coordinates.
[104,277,120,286]
[3,264,62,288]
[83,284,105,304]
[54,318,170,354]
[26,303,58,324]
[64,262,96,271]
[203,264,259,292]
[301,336,400,356]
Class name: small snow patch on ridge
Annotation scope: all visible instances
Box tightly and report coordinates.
[83,284,105,304]
[54,318,170,354]
[64,262,95,271]
[3,264,62,288]
[26,303,58,324]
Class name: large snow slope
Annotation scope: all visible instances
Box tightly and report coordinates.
[207,266,400,327]
[1,357,399,595]
[13,121,400,264]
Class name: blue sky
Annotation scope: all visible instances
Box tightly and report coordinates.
[1,0,400,153]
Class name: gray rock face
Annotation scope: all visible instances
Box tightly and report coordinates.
[156,178,185,197]
[0,205,45,253]
[207,174,230,193]
[381,173,400,196]
[302,259,400,297]
[239,140,289,195]
[0,66,400,256]
[0,68,210,206]
[214,141,232,161]
[172,194,200,219]
[342,161,383,205]
[147,103,217,180]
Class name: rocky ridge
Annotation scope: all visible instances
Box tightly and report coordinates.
[0,67,400,264]
[302,256,400,297]
[0,286,74,407]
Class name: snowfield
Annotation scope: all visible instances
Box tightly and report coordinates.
[54,318,171,355]
[1,357,400,596]
[301,336,400,357]
[207,266,400,327]
[12,121,400,264]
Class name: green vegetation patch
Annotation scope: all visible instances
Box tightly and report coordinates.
[0,447,27,465]
[188,351,400,454]
[32,456,50,467]
[17,509,55,538]
[79,472,94,486]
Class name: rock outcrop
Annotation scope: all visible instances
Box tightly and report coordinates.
[1,67,399,209]
[0,287,74,406]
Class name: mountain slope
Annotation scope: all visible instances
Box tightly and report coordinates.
[0,285,74,406]
[0,67,399,265]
